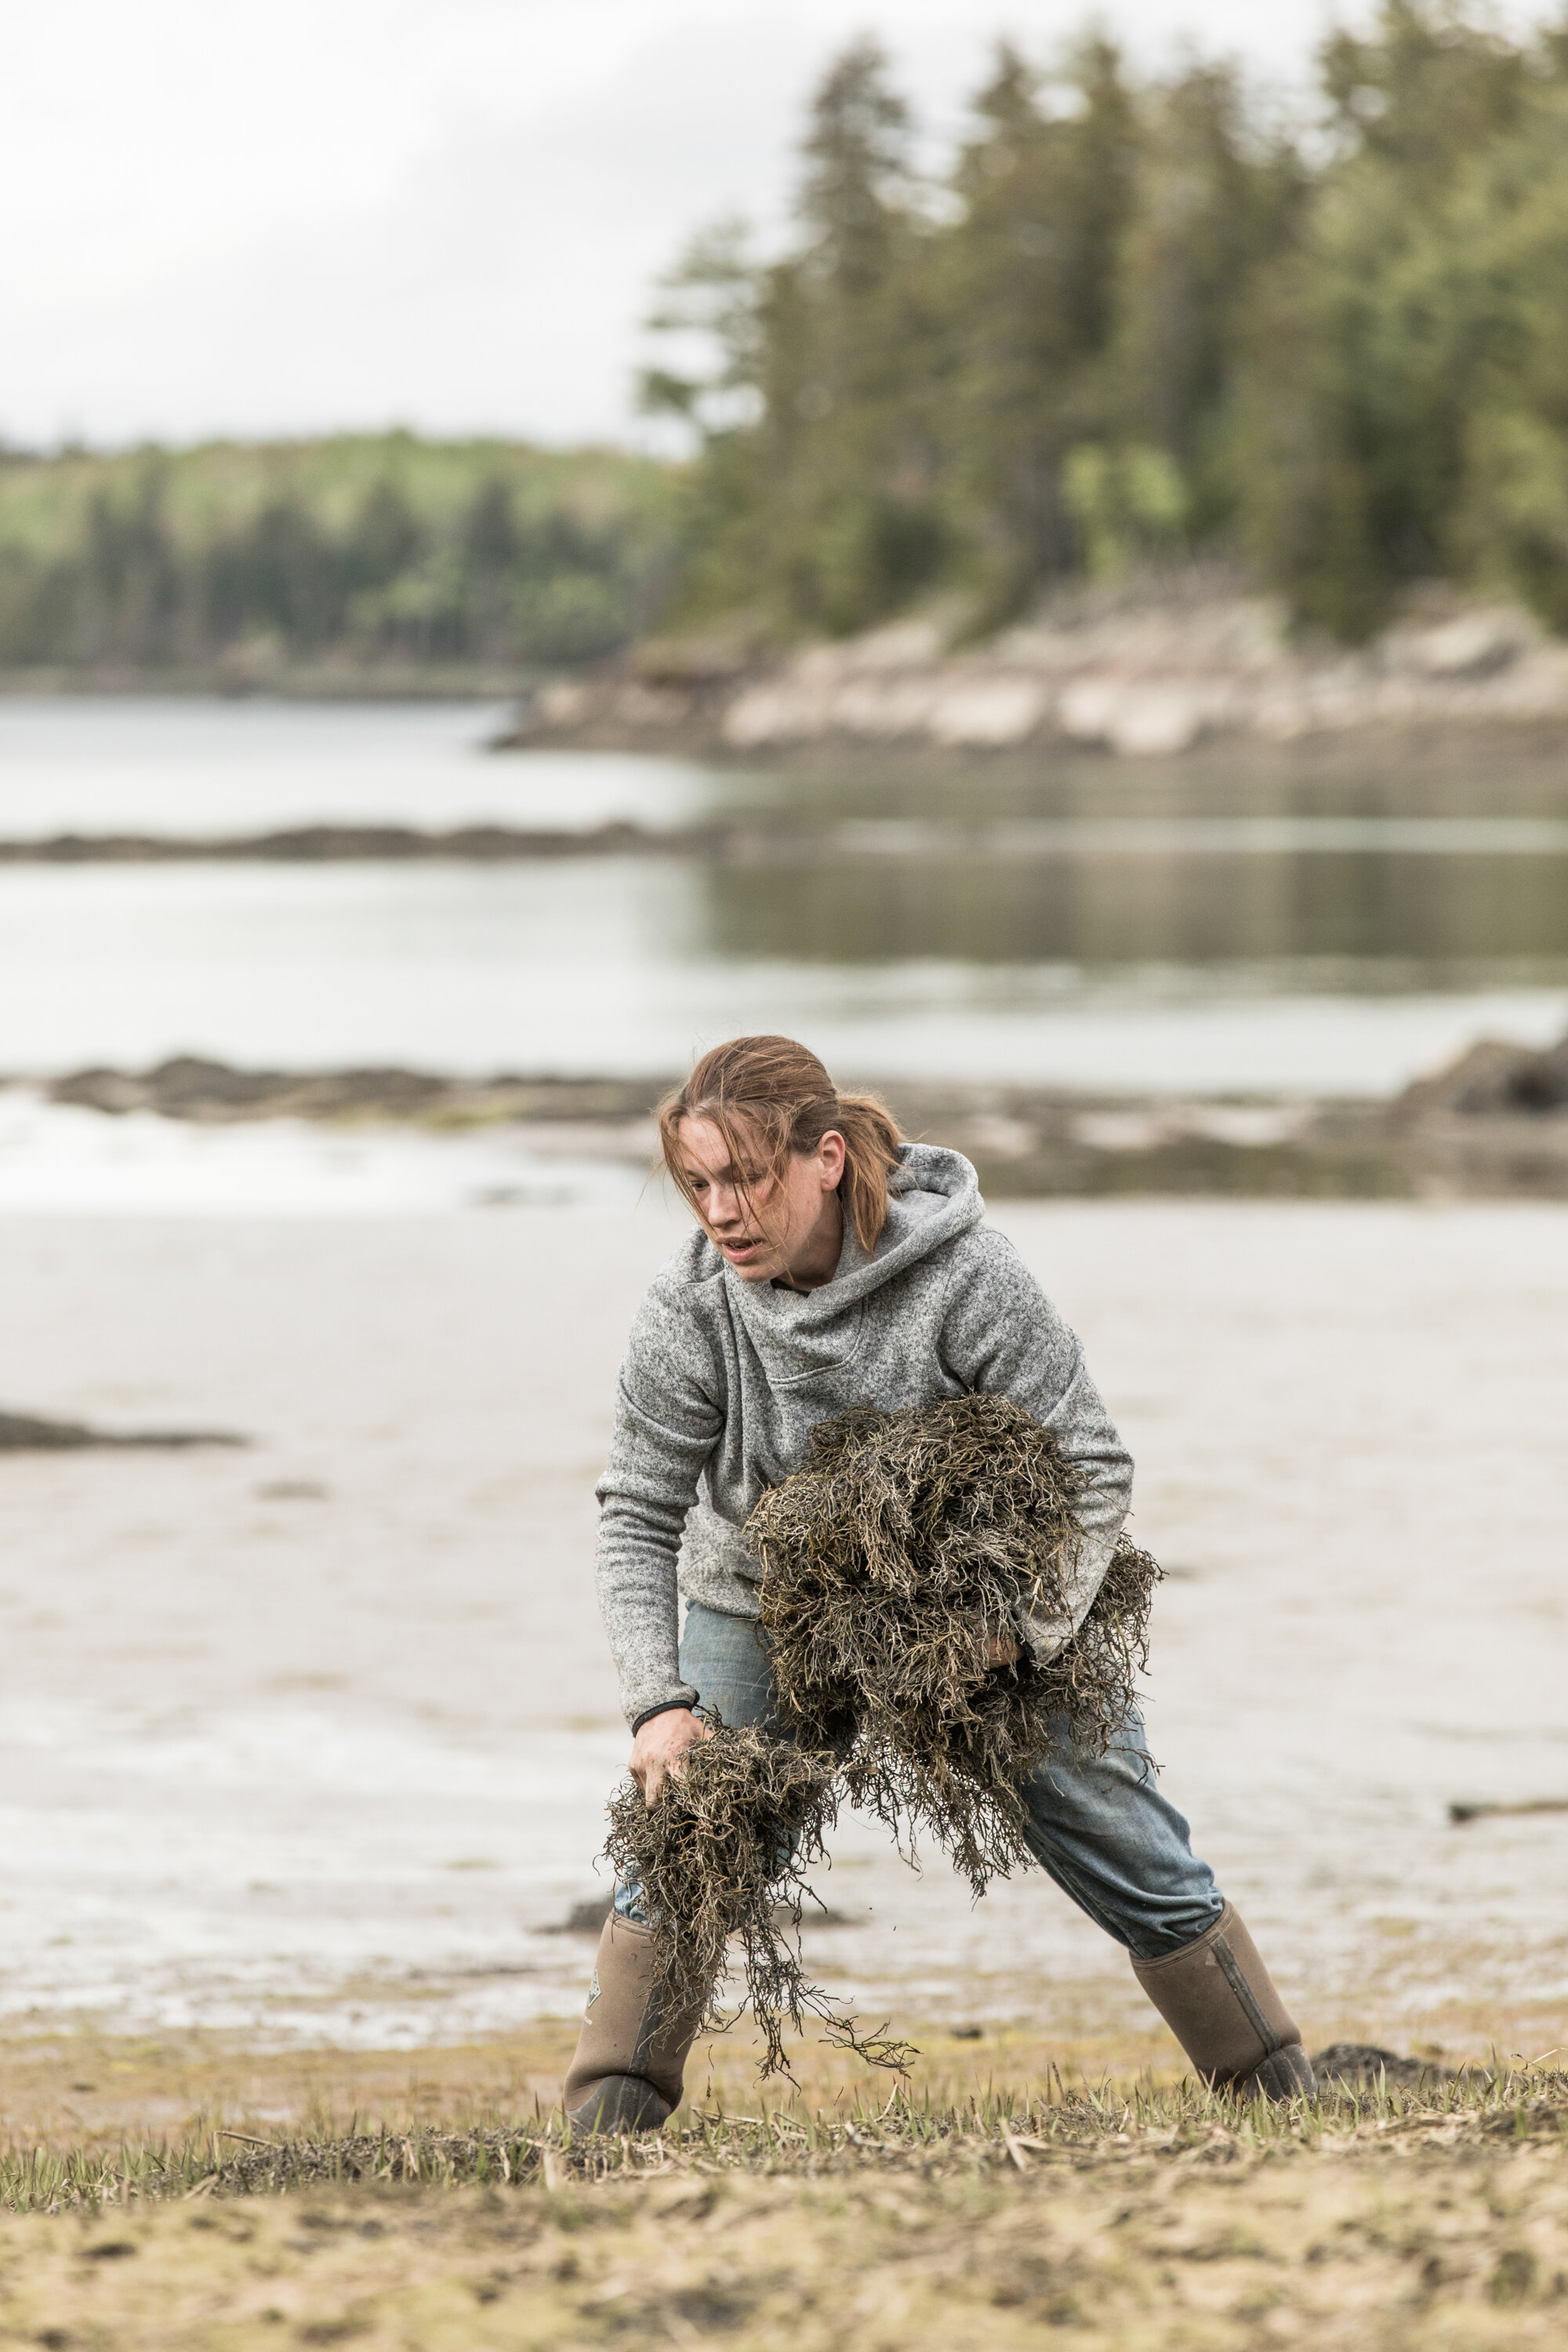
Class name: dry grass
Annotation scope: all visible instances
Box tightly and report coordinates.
[2,2060,1568,2347]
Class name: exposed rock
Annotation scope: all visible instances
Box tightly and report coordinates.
[512,586,1568,759]
[1386,607,1537,679]
[927,677,1052,748]
[1057,678,1235,756]
[1396,1034,1568,1119]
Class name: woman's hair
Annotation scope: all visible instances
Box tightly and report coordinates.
[658,1036,904,1256]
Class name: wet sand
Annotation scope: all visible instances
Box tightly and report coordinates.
[1,1198,1565,2070]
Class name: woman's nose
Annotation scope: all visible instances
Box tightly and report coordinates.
[707,1181,739,1225]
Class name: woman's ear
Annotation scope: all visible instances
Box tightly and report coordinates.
[818,1129,847,1188]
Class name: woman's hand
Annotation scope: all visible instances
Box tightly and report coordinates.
[983,1633,1023,1669]
[630,1708,713,1807]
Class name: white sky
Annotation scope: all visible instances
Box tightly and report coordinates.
[0,0,1508,452]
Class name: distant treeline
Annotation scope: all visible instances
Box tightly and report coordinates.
[0,436,676,674]
[647,2,1568,643]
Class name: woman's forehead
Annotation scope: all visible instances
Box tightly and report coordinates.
[677,1112,762,1176]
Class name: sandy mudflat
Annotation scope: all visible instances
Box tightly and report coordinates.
[0,1196,1565,2065]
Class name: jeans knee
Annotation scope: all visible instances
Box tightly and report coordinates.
[1127,1892,1225,1962]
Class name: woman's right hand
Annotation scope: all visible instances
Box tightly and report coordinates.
[630,1708,713,1807]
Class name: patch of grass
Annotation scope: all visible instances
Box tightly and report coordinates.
[3,2060,1560,2210]
[1,2071,1567,2347]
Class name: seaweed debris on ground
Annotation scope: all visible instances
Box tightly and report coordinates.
[606,1399,1160,2081]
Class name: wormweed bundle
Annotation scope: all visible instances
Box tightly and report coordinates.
[755,1395,1160,1889]
[607,1396,1160,2076]
[604,1726,912,2078]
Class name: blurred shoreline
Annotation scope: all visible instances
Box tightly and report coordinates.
[510,588,1568,767]
[8,1036,1566,1200]
[12,586,1568,779]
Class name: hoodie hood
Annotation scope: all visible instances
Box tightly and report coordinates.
[717,1143,984,1390]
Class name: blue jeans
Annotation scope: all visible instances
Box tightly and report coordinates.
[616,1602,1222,1962]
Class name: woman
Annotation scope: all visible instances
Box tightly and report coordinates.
[564,1036,1313,2130]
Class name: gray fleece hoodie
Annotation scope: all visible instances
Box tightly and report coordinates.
[594,1145,1134,1728]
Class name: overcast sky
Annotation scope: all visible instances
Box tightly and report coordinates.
[0,0,1512,453]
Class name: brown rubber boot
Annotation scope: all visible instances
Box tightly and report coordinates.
[561,1913,705,2135]
[1132,1903,1316,2103]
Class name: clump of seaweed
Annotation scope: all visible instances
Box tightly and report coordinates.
[604,1724,912,2078]
[755,1396,1160,1892]
[605,1396,1159,2078]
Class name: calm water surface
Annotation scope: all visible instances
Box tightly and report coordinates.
[2,695,1565,1095]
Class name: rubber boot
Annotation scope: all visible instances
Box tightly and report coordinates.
[1131,1903,1316,2103]
[561,1913,705,2134]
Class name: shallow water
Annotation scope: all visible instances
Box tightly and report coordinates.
[2,1202,1564,2052]
[3,856,1566,1099]
[0,695,1564,1098]
[0,697,724,836]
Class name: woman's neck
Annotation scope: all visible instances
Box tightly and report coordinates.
[775,1192,844,1291]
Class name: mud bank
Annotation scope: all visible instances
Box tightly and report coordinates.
[0,661,523,702]
[0,821,724,864]
[23,1030,1568,1198]
[510,588,1568,761]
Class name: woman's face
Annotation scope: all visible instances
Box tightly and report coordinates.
[676,1114,846,1285]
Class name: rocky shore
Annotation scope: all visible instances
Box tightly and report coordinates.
[26,1030,1568,1199]
[510,584,1568,760]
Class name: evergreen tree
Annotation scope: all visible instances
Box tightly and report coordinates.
[645,40,942,635]
[940,39,1140,614]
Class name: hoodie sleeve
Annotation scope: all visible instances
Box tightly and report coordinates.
[593,1278,725,1726]
[937,1229,1134,1660]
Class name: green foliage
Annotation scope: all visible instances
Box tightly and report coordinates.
[1062,444,1188,579]
[644,40,949,637]
[651,4,1568,642]
[0,435,677,673]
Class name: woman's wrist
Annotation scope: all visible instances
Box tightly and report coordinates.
[630,1696,699,1736]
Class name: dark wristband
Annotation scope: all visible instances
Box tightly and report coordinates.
[630,1697,699,1737]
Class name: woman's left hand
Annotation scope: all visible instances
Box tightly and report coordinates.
[983,1633,1022,1668]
